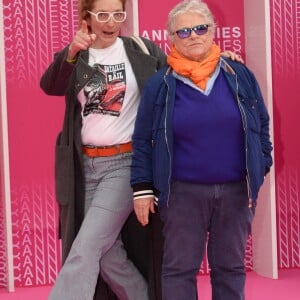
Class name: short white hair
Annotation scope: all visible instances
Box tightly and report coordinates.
[167,0,216,42]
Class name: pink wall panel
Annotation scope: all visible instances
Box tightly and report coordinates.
[270,0,300,269]
[1,0,78,287]
[0,186,6,288]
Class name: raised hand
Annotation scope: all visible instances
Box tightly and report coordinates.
[67,20,96,60]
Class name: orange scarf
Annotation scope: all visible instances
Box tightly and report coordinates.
[167,44,221,90]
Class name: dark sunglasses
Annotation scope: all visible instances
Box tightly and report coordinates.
[175,24,210,39]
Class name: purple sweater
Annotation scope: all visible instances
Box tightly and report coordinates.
[172,72,246,184]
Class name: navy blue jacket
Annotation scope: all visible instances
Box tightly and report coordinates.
[131,58,273,207]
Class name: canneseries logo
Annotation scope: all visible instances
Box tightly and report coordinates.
[141,25,243,55]
[214,26,242,53]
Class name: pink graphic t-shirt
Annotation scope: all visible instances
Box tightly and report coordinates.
[78,38,140,146]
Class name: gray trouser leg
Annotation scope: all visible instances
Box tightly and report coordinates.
[100,237,148,299]
[49,154,148,300]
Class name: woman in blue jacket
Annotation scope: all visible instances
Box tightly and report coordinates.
[131,1,273,299]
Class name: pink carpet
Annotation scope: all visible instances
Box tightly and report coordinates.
[0,269,299,299]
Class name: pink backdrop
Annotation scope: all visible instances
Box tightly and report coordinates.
[270,0,300,269]
[0,0,299,289]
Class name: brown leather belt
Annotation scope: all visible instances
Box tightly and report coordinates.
[82,142,133,157]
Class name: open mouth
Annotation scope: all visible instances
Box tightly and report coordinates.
[102,30,117,36]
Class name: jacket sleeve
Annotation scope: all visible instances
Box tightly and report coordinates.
[252,74,273,174]
[40,46,75,96]
[225,58,274,176]
[238,63,273,175]
[130,77,159,193]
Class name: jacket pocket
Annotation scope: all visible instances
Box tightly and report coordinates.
[55,132,74,206]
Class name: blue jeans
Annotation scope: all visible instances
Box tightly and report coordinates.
[49,153,148,300]
[159,180,254,300]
